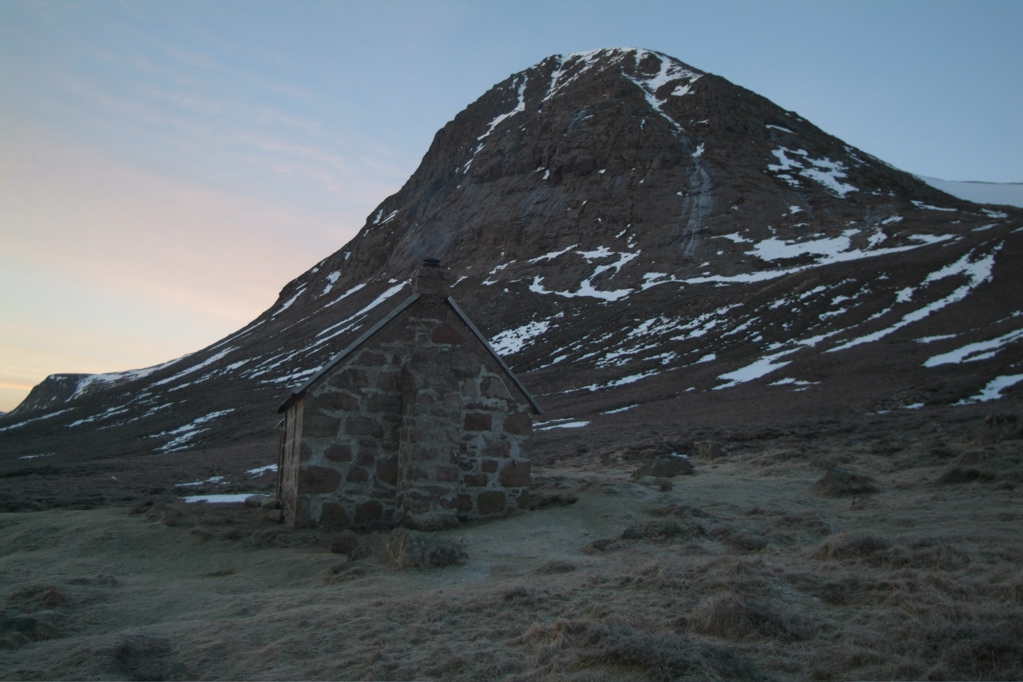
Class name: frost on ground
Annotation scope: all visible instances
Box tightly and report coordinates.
[180,493,259,504]
[2,412,1021,681]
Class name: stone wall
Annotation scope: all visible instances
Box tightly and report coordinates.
[287,296,532,529]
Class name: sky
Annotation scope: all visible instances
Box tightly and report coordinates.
[1,0,1021,413]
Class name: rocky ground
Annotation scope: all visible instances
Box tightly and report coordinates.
[2,406,1022,681]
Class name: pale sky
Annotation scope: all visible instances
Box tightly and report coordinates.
[1,0,1021,413]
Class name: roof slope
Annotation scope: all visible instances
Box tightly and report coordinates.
[277,294,543,414]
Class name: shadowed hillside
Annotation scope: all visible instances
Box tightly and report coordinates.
[1,47,1020,488]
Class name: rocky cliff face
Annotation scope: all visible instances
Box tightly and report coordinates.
[2,48,1021,463]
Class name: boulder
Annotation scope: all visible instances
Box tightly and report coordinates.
[813,467,880,497]
[264,509,284,524]
[694,441,727,459]
[329,531,360,555]
[386,528,467,569]
[633,453,694,479]
[636,476,673,491]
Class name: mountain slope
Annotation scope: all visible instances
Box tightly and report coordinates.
[2,47,1021,467]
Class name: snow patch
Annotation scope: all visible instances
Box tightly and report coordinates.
[603,404,638,415]
[322,271,341,295]
[482,262,513,286]
[315,281,408,343]
[273,286,306,316]
[830,247,1000,353]
[68,356,187,400]
[916,334,958,344]
[154,409,236,453]
[181,494,256,504]
[490,316,559,355]
[580,369,660,392]
[768,148,857,197]
[771,377,819,388]
[325,282,367,308]
[263,367,319,386]
[911,200,957,213]
[536,420,590,431]
[479,75,528,141]
[714,352,792,390]
[529,250,639,301]
[529,244,578,263]
[959,374,1023,403]
[68,405,131,428]
[923,328,1023,367]
[175,475,225,488]
[621,48,701,133]
[716,232,752,244]
[151,348,236,388]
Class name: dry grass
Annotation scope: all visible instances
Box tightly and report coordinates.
[518,617,769,681]
[685,593,811,642]
[2,413,1022,680]
[811,532,891,561]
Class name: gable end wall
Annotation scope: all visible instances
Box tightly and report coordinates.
[289,298,532,529]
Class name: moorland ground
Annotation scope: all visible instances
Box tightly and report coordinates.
[1,408,1022,681]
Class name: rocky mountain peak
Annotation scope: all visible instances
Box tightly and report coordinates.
[2,48,1020,468]
[288,47,965,309]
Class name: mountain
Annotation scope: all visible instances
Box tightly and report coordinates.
[918,176,1023,208]
[2,48,1021,491]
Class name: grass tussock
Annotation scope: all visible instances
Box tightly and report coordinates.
[979,412,1023,443]
[519,618,770,682]
[811,532,891,561]
[936,466,995,485]
[812,533,972,570]
[933,618,1023,680]
[998,571,1023,605]
[714,524,770,551]
[812,466,881,497]
[535,559,577,574]
[685,592,811,642]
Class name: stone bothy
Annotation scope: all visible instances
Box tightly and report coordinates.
[275,260,543,531]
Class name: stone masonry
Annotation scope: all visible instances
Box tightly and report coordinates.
[277,261,540,530]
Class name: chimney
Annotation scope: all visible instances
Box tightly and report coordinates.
[413,258,449,298]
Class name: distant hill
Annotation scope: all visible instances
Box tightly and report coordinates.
[918,176,1023,208]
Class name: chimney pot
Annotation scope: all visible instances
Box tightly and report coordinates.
[414,258,449,297]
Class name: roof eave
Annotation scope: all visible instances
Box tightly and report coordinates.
[446,296,544,415]
[275,292,543,416]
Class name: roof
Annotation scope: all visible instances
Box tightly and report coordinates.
[277,293,543,414]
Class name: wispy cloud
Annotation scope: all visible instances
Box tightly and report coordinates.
[0,120,378,411]
[0,380,36,392]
